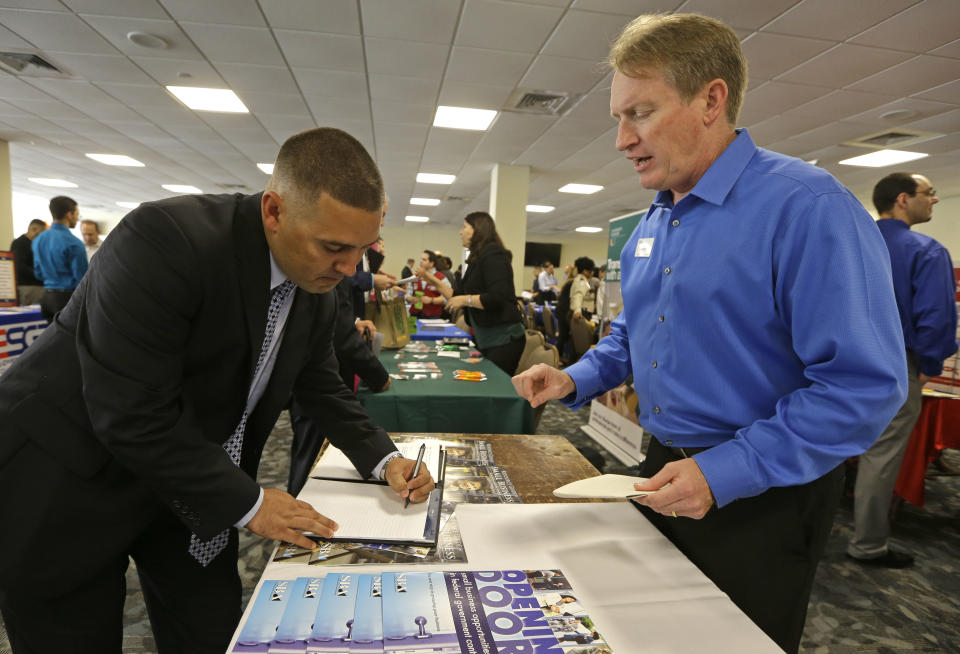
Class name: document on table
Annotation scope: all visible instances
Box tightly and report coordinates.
[553,474,663,499]
[297,477,443,546]
[310,439,444,482]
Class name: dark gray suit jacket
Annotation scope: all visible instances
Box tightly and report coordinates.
[0,192,395,590]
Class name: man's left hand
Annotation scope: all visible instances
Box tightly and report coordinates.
[356,319,376,338]
[385,455,435,504]
[631,458,715,519]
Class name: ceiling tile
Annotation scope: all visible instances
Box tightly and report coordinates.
[5,97,89,120]
[373,122,429,154]
[95,82,178,108]
[274,29,364,71]
[456,0,564,53]
[786,88,898,120]
[519,55,608,93]
[364,37,448,79]
[848,55,960,97]
[304,96,372,122]
[741,32,835,81]
[572,0,683,13]
[179,23,283,65]
[292,68,367,99]
[761,0,917,41]
[81,15,203,60]
[444,46,533,88]
[739,81,832,126]
[240,91,311,116]
[371,100,434,126]
[22,78,118,105]
[62,0,167,18]
[791,120,889,150]
[46,52,155,84]
[746,113,828,147]
[0,9,115,54]
[775,43,914,88]
[562,91,617,130]
[215,62,299,96]
[436,82,514,109]
[845,96,957,129]
[0,22,33,48]
[903,107,960,133]
[675,0,798,30]
[133,56,225,87]
[930,38,960,59]
[360,0,461,44]
[913,80,960,105]
[157,0,265,26]
[851,0,960,53]
[369,74,440,106]
[260,0,359,33]
[541,10,634,62]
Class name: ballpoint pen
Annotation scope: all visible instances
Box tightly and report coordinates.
[404,443,426,509]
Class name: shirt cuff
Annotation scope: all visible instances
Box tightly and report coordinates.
[372,450,403,480]
[234,487,264,528]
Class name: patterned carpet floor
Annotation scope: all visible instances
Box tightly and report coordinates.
[2,402,957,653]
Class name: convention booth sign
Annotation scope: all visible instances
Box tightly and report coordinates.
[580,210,648,466]
[0,251,16,307]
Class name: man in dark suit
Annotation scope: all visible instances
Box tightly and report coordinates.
[0,128,433,653]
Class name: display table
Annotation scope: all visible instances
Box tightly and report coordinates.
[231,433,780,653]
[895,393,960,506]
[0,305,46,376]
[411,319,472,341]
[358,351,536,434]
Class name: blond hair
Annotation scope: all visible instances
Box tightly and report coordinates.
[608,13,747,125]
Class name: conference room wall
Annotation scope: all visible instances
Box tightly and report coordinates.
[912,194,960,265]
[520,231,607,291]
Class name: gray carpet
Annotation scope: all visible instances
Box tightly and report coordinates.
[2,403,958,653]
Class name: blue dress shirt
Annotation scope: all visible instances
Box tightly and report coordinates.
[563,129,907,507]
[875,219,958,377]
[32,222,88,290]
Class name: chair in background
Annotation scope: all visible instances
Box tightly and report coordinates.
[524,302,537,331]
[541,304,557,344]
[570,317,597,362]
[514,329,560,430]
[517,299,533,330]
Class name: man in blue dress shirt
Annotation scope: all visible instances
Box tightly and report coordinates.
[512,13,906,653]
[31,195,88,321]
[847,173,957,569]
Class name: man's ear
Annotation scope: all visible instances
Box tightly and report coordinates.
[702,78,729,127]
[262,190,283,233]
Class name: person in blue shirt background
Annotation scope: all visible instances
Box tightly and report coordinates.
[847,173,957,569]
[511,13,906,654]
[31,195,88,321]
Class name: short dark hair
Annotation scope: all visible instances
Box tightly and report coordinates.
[270,127,383,212]
[49,196,77,221]
[542,261,553,268]
[464,212,508,264]
[574,256,595,274]
[873,172,919,215]
[423,249,439,267]
[28,218,46,229]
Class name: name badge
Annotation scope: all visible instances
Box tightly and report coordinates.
[634,238,655,258]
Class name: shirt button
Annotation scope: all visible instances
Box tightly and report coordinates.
[652,361,658,368]
[672,219,679,227]
[653,406,661,414]
[658,315,665,322]
[664,266,671,275]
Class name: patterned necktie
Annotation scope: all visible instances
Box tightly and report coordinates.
[188,279,296,566]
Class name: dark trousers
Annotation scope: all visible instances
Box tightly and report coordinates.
[481,335,525,376]
[39,288,73,322]
[0,503,242,654]
[638,438,843,654]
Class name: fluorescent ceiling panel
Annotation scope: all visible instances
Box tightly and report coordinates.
[838,149,929,167]
[86,153,145,167]
[559,183,603,194]
[433,105,497,131]
[166,86,249,113]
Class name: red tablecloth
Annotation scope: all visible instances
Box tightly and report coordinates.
[894,395,960,506]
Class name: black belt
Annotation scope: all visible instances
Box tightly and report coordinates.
[654,439,712,459]
[44,288,73,294]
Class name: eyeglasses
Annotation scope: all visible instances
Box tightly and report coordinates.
[915,188,937,197]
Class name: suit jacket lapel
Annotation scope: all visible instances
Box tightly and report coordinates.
[233,193,270,383]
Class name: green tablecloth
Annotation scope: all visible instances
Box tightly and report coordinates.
[357,349,536,434]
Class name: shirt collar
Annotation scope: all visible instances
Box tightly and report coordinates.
[268,252,288,291]
[650,128,758,210]
[877,217,909,230]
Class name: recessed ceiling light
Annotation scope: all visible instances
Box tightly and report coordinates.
[162,184,203,194]
[257,163,274,174]
[433,105,498,131]
[559,183,603,194]
[405,215,430,223]
[838,149,928,168]
[410,197,441,206]
[526,204,555,213]
[116,201,141,209]
[575,226,603,233]
[29,177,77,188]
[166,86,248,113]
[86,153,145,167]
[126,31,168,49]
[417,173,455,185]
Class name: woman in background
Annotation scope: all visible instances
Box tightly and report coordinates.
[417,211,525,374]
